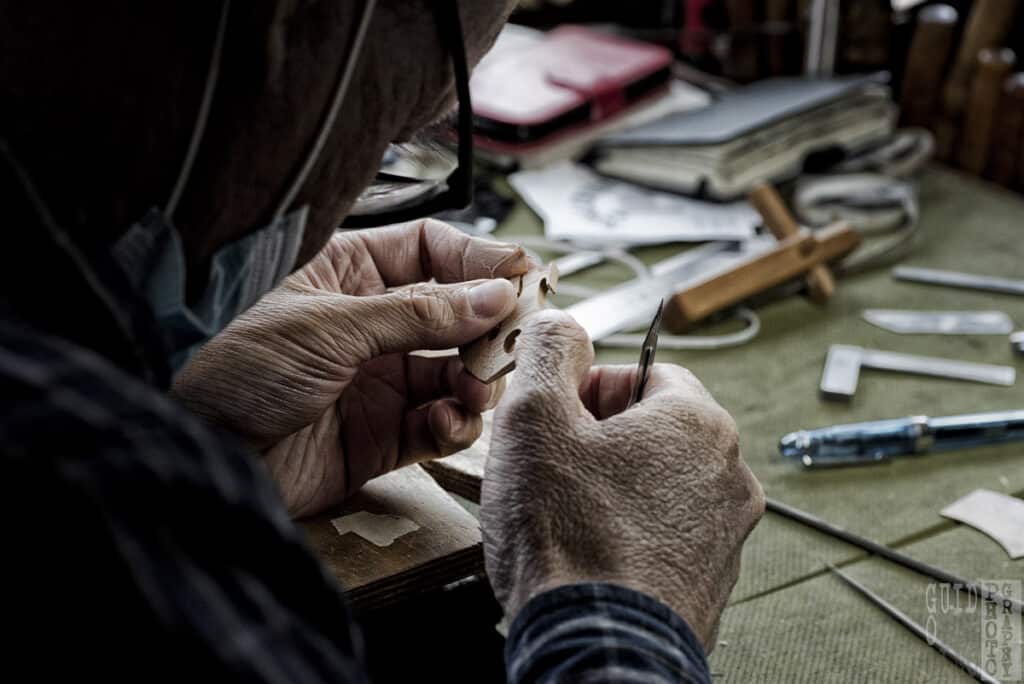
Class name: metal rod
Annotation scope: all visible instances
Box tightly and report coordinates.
[892,266,1024,296]
[766,497,1024,613]
[827,564,999,684]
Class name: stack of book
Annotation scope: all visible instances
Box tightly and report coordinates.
[590,76,897,199]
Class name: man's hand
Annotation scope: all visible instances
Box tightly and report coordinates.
[480,311,764,652]
[172,219,530,518]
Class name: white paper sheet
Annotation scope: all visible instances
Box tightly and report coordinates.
[509,162,759,247]
[941,489,1024,559]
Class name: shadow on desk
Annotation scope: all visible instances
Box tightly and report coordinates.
[359,575,506,683]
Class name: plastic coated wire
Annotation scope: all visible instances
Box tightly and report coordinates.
[512,235,762,350]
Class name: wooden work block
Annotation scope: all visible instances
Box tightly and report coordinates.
[459,266,558,384]
[301,464,483,613]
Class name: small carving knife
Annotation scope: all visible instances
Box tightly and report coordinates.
[628,299,663,408]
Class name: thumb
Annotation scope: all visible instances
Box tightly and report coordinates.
[506,309,594,414]
[339,279,518,360]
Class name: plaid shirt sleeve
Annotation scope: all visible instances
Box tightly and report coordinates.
[506,583,712,683]
[2,317,709,683]
[1,322,370,682]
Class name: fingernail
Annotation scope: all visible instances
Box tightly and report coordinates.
[469,279,515,318]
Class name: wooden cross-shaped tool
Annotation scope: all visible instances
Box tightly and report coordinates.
[749,183,835,303]
[664,184,860,332]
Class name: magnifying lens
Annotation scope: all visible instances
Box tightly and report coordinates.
[342,0,473,228]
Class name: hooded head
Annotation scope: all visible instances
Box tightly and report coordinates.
[1,0,516,293]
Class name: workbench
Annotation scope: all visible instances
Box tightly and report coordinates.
[358,165,1024,682]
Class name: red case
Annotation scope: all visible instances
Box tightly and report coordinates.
[470,26,673,145]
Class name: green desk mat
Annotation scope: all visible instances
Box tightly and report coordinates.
[710,525,1022,682]
[495,165,1023,678]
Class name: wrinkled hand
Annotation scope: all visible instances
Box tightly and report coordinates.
[480,311,764,651]
[172,219,530,518]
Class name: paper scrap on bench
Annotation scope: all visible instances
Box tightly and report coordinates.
[330,512,421,548]
[941,489,1024,559]
[509,162,758,247]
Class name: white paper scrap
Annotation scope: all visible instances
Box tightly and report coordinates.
[941,489,1024,559]
[509,162,759,247]
[330,512,421,548]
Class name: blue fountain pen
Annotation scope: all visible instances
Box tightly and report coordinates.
[779,409,1024,468]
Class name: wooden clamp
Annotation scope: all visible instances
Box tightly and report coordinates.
[987,73,1024,185]
[900,4,958,129]
[749,183,835,303]
[663,221,860,332]
[459,265,559,384]
[941,0,1018,120]
[959,47,1017,175]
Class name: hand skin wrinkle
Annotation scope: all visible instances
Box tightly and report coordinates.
[483,314,763,651]
[172,216,762,647]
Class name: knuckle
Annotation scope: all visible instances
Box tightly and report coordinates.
[526,310,586,340]
[443,415,483,453]
[700,407,740,466]
[667,363,699,385]
[750,481,766,519]
[422,217,460,240]
[497,384,570,435]
[421,219,468,280]
[500,386,550,421]
[328,229,361,253]
[653,362,711,394]
[708,406,739,447]
[525,311,593,359]
[465,414,484,442]
[405,285,459,330]
[743,470,767,523]
[668,388,735,440]
[649,394,739,462]
[484,376,507,410]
